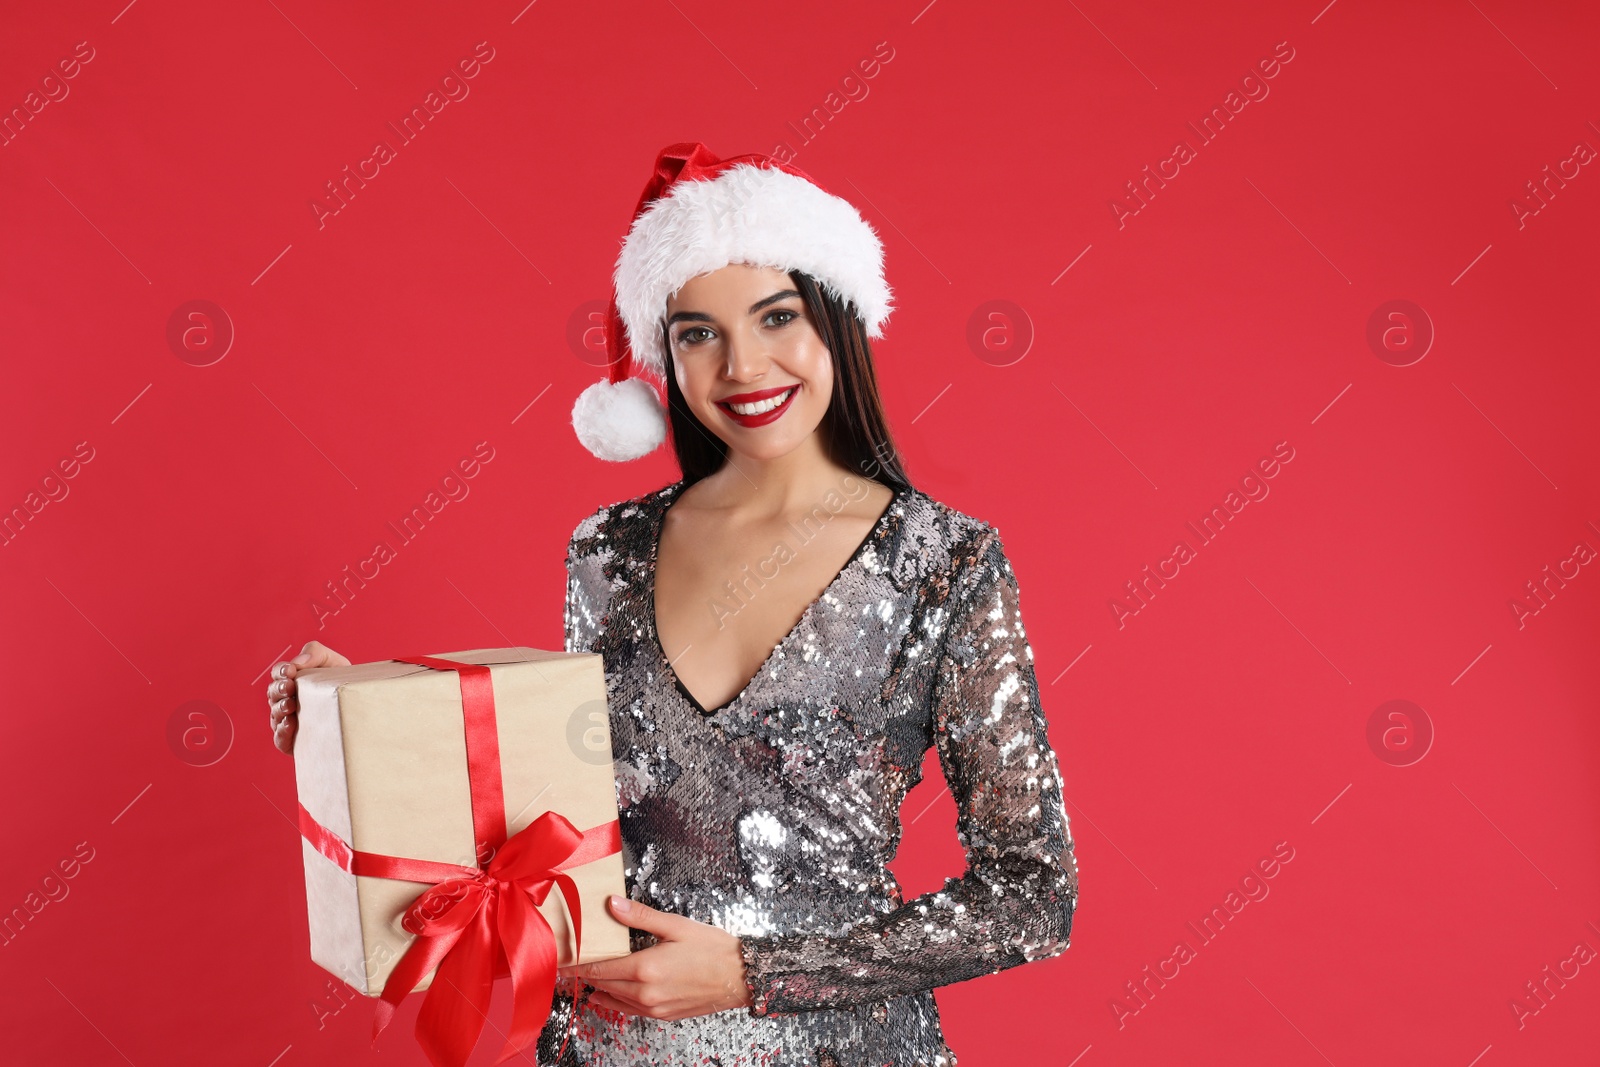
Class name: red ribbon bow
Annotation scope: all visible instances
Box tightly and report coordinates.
[372,810,592,1067]
[296,653,622,1067]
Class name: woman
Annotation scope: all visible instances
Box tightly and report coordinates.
[268,143,1078,1066]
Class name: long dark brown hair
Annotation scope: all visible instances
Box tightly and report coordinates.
[659,269,912,493]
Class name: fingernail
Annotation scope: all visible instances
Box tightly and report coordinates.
[610,895,629,913]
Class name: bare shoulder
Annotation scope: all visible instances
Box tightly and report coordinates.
[852,477,897,519]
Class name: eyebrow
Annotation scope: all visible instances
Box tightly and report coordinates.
[666,289,802,327]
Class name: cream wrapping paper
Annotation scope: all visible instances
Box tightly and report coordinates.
[292,646,630,996]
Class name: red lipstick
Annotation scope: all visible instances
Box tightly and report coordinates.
[715,384,800,428]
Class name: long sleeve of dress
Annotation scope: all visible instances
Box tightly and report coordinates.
[736,526,1079,1015]
[563,520,605,657]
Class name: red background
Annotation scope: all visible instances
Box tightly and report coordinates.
[3,1,1597,1064]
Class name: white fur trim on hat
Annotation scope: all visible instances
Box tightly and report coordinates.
[571,375,667,462]
[613,163,893,382]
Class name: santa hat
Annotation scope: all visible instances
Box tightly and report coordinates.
[571,142,894,462]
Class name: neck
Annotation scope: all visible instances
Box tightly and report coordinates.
[696,436,877,518]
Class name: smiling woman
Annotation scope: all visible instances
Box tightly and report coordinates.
[547,142,1077,1067]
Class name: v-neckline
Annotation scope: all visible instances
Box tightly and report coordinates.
[646,478,904,718]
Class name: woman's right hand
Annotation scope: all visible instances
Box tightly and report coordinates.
[268,640,351,755]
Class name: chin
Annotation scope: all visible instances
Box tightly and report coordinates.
[724,438,807,463]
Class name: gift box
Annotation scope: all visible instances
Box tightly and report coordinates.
[292,647,629,1066]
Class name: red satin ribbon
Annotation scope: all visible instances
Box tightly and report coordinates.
[296,653,622,1067]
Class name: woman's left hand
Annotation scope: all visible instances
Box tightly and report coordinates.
[556,895,753,1020]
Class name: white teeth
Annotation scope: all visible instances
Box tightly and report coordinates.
[726,387,795,416]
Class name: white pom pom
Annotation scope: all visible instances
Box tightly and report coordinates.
[571,376,667,462]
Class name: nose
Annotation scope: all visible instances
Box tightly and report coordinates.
[721,325,767,382]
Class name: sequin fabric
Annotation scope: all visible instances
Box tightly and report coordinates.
[539,478,1078,1066]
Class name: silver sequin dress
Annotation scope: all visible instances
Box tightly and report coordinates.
[539,478,1079,1066]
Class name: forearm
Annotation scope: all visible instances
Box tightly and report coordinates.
[738,848,1076,1015]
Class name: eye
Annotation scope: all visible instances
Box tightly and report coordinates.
[765,309,799,328]
[675,326,713,346]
